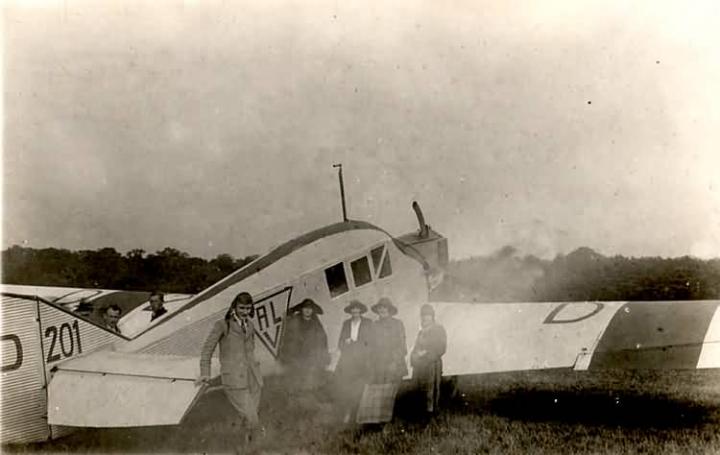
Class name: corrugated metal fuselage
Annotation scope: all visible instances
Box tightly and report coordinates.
[1,295,125,444]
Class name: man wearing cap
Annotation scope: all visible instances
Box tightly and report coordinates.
[279,298,330,403]
[410,303,447,417]
[370,297,408,383]
[197,292,265,444]
[335,300,372,423]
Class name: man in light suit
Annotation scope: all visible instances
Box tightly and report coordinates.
[197,292,264,443]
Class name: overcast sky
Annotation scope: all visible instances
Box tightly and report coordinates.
[3,0,719,260]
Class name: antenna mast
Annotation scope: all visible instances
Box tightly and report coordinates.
[332,163,348,222]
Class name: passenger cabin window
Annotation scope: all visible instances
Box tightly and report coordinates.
[351,256,372,287]
[325,262,349,298]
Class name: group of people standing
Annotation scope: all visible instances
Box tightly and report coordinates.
[197,292,447,445]
[333,298,409,423]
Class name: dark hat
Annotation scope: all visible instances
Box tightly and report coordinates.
[75,299,94,314]
[293,298,324,315]
[371,297,398,316]
[344,300,368,314]
[420,304,435,316]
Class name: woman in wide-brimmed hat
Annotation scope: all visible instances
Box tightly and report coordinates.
[279,298,330,400]
[343,300,368,315]
[334,300,372,423]
[369,297,408,383]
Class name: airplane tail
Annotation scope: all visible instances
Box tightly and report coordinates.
[1,293,126,443]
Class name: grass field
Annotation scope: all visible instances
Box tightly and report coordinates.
[5,369,720,454]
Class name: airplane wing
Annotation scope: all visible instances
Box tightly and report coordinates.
[47,352,219,427]
[47,298,720,427]
[434,300,720,375]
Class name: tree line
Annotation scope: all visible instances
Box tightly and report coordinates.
[432,246,720,302]
[1,245,258,294]
[3,244,719,301]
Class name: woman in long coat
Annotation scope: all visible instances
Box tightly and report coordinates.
[410,303,447,416]
[279,298,330,396]
[334,300,372,423]
[370,297,408,383]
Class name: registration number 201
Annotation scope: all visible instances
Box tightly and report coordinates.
[45,321,83,363]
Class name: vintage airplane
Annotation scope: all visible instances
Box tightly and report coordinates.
[2,202,719,444]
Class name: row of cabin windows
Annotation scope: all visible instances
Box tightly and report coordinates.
[324,244,393,298]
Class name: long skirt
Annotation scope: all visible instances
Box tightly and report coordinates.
[334,349,370,420]
[412,359,442,413]
[356,382,400,424]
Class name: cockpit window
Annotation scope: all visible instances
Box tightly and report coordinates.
[379,250,393,278]
[371,246,384,272]
[351,256,372,287]
[324,262,349,298]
